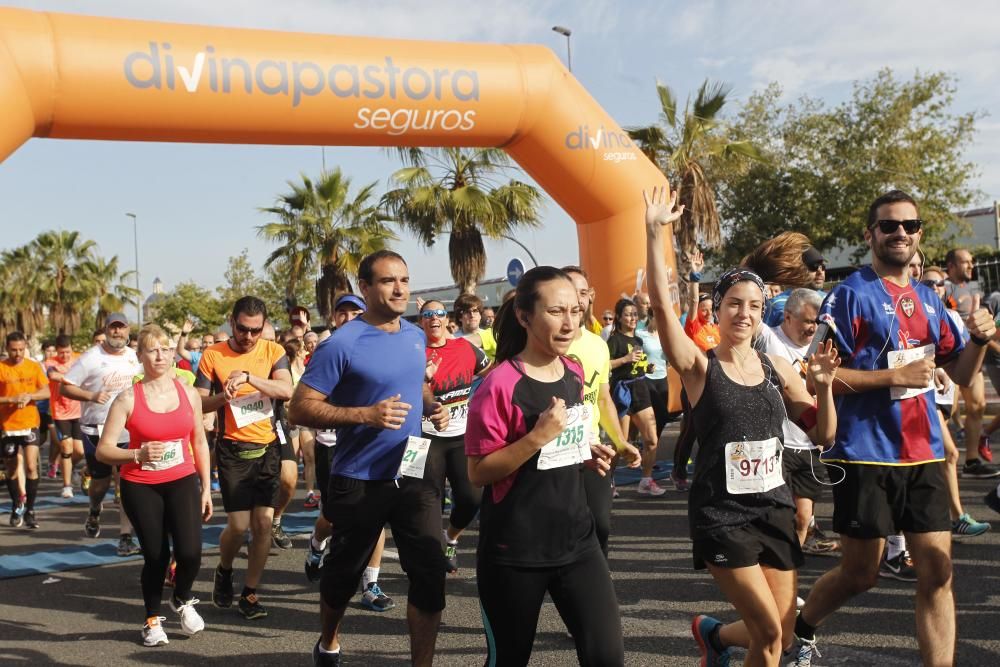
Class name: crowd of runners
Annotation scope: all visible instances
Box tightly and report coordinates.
[2,187,1000,666]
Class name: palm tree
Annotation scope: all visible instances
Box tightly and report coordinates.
[382,147,544,295]
[82,255,140,330]
[258,168,397,322]
[31,230,97,335]
[0,246,46,339]
[628,79,763,257]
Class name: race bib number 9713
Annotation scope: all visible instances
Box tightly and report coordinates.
[724,437,783,495]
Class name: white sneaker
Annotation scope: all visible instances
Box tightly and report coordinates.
[637,478,667,496]
[142,616,169,646]
[170,597,205,635]
[796,596,805,609]
[61,486,74,499]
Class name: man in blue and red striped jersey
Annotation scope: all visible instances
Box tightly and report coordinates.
[792,190,996,665]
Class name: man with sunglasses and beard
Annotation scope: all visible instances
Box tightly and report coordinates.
[793,191,996,666]
[196,296,293,621]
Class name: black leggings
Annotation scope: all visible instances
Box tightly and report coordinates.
[120,474,203,617]
[583,466,612,557]
[645,377,670,436]
[673,388,696,481]
[477,547,624,667]
[424,435,482,533]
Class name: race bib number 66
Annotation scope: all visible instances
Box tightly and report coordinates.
[724,437,783,495]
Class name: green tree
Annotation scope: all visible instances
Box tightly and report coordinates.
[0,245,46,338]
[31,230,97,335]
[258,168,396,322]
[717,70,981,265]
[217,248,264,309]
[82,255,140,331]
[382,148,544,295]
[627,79,763,257]
[149,281,225,333]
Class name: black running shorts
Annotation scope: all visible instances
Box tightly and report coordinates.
[1,429,39,458]
[55,418,83,441]
[216,439,281,512]
[781,448,829,502]
[832,461,950,538]
[692,507,804,571]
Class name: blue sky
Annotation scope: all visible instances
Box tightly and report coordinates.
[3,1,999,298]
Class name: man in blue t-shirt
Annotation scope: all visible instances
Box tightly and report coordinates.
[793,191,996,665]
[288,250,448,667]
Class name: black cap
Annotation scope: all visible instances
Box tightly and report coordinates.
[802,247,826,270]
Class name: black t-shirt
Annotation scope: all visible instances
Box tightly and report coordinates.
[606,331,648,386]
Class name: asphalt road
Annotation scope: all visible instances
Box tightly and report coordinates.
[2,426,999,666]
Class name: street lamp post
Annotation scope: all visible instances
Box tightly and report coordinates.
[126,212,140,325]
[501,234,539,268]
[552,25,572,72]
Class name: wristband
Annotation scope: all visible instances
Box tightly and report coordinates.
[970,334,989,346]
[689,271,703,283]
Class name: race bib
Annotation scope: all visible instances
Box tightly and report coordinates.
[537,404,593,471]
[724,437,783,494]
[230,392,274,428]
[398,436,431,479]
[888,344,935,400]
[140,439,184,472]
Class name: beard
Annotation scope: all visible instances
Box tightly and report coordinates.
[873,238,916,268]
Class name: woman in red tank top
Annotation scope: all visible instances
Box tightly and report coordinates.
[96,324,212,647]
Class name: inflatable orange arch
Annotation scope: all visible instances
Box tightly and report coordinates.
[0,7,676,313]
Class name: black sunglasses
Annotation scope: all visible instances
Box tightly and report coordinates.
[807,262,826,272]
[233,323,264,335]
[421,309,448,319]
[921,279,946,288]
[872,219,922,234]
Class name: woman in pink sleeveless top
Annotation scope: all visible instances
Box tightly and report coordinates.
[97,324,212,647]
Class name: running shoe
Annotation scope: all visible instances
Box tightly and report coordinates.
[305,545,324,583]
[980,434,994,463]
[986,487,1000,516]
[61,486,73,499]
[164,559,177,588]
[952,513,991,537]
[637,478,667,496]
[611,480,620,499]
[213,565,234,608]
[691,614,731,666]
[444,542,459,573]
[238,592,268,620]
[271,522,293,549]
[210,472,220,493]
[113,484,121,505]
[9,501,25,528]
[960,459,1000,479]
[670,471,691,492]
[118,533,141,556]
[142,616,169,647]
[23,510,39,529]
[47,463,57,479]
[879,550,917,582]
[313,640,343,667]
[303,491,319,509]
[787,635,821,667]
[81,472,91,494]
[84,510,101,538]
[801,527,840,557]
[360,582,395,612]
[169,596,205,635]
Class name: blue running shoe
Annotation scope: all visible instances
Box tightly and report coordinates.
[692,614,731,666]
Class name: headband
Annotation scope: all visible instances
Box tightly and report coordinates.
[712,268,767,312]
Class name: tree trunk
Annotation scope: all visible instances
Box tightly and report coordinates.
[315,263,354,324]
[448,226,487,296]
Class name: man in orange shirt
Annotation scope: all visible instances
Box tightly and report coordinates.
[46,334,83,499]
[196,296,293,621]
[1,331,50,529]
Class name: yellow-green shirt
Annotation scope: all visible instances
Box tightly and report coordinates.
[565,329,610,434]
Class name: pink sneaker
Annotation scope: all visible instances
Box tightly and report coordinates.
[980,435,993,463]
[637,478,667,496]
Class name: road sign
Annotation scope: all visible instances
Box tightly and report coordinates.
[506,257,525,287]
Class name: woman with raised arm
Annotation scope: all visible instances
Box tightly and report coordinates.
[643,187,840,667]
[465,266,622,667]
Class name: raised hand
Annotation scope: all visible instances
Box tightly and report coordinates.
[181,318,195,335]
[807,339,840,389]
[642,186,684,233]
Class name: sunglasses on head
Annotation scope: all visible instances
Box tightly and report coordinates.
[921,279,946,288]
[808,262,826,272]
[871,219,922,234]
[421,309,448,319]
[233,323,263,335]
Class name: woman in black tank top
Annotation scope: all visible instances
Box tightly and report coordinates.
[643,188,840,667]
